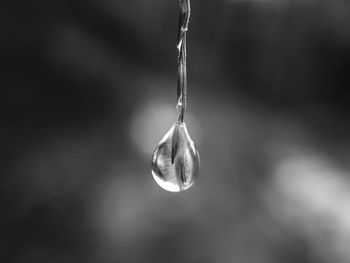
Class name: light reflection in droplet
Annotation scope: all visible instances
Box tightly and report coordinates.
[151,121,200,192]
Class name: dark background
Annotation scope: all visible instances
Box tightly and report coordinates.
[1,0,350,262]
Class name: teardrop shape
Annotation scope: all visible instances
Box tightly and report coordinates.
[151,121,200,192]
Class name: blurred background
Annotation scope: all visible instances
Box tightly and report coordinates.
[1,0,350,262]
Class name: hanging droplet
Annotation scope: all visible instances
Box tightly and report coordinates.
[151,0,198,192]
[151,121,200,192]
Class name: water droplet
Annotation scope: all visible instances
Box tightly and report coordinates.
[151,121,200,192]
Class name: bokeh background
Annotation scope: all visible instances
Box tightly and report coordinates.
[1,0,350,262]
